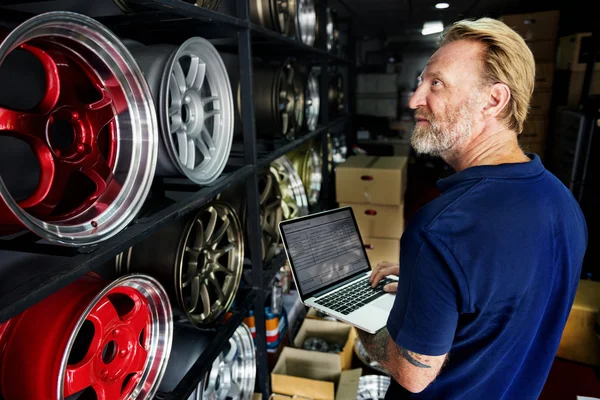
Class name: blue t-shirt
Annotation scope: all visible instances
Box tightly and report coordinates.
[386,154,587,399]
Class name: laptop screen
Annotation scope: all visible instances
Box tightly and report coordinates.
[279,207,371,299]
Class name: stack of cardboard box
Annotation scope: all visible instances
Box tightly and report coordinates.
[335,155,408,267]
[556,32,600,108]
[501,10,560,161]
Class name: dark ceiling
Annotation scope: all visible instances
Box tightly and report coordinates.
[330,0,589,39]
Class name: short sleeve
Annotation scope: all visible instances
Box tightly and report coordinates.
[386,231,461,356]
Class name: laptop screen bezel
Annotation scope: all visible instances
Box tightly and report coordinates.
[278,206,373,301]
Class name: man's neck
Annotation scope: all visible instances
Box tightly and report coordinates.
[442,125,530,172]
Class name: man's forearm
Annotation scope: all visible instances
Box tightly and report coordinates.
[357,328,392,367]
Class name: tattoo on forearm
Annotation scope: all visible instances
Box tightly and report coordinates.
[400,348,432,369]
[357,328,391,364]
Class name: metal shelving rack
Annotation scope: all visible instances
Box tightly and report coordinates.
[0,1,354,399]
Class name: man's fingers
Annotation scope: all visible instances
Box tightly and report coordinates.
[371,266,399,287]
[383,282,398,293]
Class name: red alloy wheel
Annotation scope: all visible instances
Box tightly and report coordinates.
[0,274,173,400]
[0,12,158,245]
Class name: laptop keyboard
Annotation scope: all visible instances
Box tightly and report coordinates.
[314,276,395,315]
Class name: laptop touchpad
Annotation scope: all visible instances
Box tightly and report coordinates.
[372,294,395,311]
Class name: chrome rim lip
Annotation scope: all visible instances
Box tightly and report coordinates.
[275,0,297,36]
[160,37,234,185]
[304,145,322,206]
[296,0,316,46]
[0,11,158,246]
[271,156,308,219]
[175,202,244,325]
[305,70,320,132]
[57,274,173,400]
[357,375,392,400]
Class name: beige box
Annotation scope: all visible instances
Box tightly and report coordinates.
[293,318,357,371]
[565,69,600,108]
[535,63,555,91]
[271,347,362,400]
[528,40,557,63]
[335,156,408,206]
[557,280,600,366]
[557,32,599,71]
[340,202,404,239]
[363,237,401,267]
[529,91,552,117]
[501,10,560,42]
[519,118,548,144]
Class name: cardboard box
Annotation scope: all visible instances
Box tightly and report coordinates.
[271,347,362,400]
[557,32,600,71]
[501,10,560,42]
[340,202,404,239]
[557,280,600,366]
[335,156,408,206]
[519,118,548,144]
[528,40,557,63]
[529,91,552,117]
[535,63,555,91]
[363,237,400,267]
[565,69,600,108]
[293,318,357,371]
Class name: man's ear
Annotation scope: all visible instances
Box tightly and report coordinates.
[482,83,511,119]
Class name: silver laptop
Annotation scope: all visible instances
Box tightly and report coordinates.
[278,206,397,334]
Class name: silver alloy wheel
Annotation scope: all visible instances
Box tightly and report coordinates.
[129,37,234,185]
[296,0,317,46]
[278,61,304,140]
[271,156,309,219]
[0,11,157,246]
[325,7,336,52]
[357,375,392,400]
[115,202,244,326]
[305,69,320,131]
[196,323,256,400]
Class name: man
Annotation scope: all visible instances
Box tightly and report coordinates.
[357,18,588,399]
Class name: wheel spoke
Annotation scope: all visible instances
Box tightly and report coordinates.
[129,343,149,373]
[189,276,200,313]
[81,153,114,199]
[122,303,150,338]
[173,61,187,94]
[176,131,188,166]
[186,137,195,169]
[201,95,219,106]
[281,112,289,134]
[205,109,220,119]
[204,207,217,244]
[208,274,225,303]
[201,125,216,152]
[186,55,200,89]
[169,73,183,116]
[96,380,124,400]
[182,260,199,288]
[170,113,183,133]
[21,44,61,114]
[23,159,74,217]
[86,94,116,134]
[88,297,121,334]
[201,281,211,316]
[64,358,94,397]
[194,137,211,160]
[215,243,236,258]
[213,261,234,275]
[0,106,45,139]
[210,217,229,246]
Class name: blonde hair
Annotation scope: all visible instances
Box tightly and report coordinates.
[439,18,535,134]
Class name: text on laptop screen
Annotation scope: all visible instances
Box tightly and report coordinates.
[281,209,370,295]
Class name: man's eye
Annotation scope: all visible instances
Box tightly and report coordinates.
[432,79,442,86]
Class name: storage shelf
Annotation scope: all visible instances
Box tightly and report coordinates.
[0,165,254,323]
[257,115,349,169]
[158,287,258,400]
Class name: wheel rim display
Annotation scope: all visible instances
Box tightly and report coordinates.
[276,61,303,140]
[245,171,283,263]
[325,7,337,52]
[271,156,309,219]
[116,202,244,326]
[357,375,391,400]
[0,12,157,245]
[197,323,256,400]
[250,0,297,36]
[332,134,347,165]
[296,0,317,46]
[328,72,344,116]
[288,142,322,206]
[195,0,221,10]
[0,273,172,400]
[305,69,320,132]
[130,37,234,185]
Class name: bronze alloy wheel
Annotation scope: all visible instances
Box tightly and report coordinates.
[287,141,322,206]
[250,0,297,36]
[116,202,244,326]
[270,156,309,220]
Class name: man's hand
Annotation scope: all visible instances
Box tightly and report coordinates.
[370,261,399,292]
